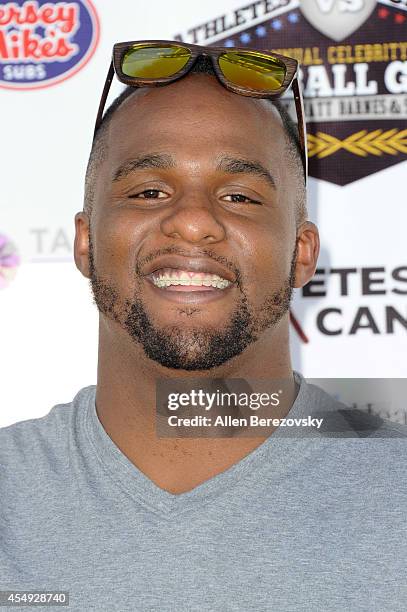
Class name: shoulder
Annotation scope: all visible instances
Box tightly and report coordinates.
[296,373,407,439]
[0,385,96,474]
[308,385,407,438]
[295,375,407,496]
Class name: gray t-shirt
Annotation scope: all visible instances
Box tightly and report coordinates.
[1,372,406,611]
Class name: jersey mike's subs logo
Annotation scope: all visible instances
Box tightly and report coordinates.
[0,0,100,90]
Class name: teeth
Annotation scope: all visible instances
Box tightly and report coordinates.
[151,269,232,289]
[153,278,231,289]
[153,278,230,289]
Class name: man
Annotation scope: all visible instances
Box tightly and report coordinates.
[1,48,406,612]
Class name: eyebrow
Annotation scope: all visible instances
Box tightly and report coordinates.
[112,153,276,189]
[112,153,175,182]
[215,156,276,189]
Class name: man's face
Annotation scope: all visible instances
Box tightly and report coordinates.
[80,74,304,371]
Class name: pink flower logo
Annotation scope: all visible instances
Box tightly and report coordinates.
[0,233,20,289]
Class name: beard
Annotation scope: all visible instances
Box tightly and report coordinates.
[88,234,297,371]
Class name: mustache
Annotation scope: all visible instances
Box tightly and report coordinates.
[136,246,241,285]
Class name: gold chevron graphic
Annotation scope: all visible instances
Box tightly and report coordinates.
[307,129,407,159]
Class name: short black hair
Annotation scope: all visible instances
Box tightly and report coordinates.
[84,55,306,223]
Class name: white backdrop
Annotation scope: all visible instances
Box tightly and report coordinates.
[1,0,406,427]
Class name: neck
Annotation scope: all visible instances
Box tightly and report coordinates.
[94,313,297,494]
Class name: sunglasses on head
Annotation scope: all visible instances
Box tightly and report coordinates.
[94,40,308,184]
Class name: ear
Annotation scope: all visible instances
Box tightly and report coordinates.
[293,221,320,288]
[74,212,91,279]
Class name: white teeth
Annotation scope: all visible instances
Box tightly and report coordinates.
[152,277,231,289]
[151,269,232,289]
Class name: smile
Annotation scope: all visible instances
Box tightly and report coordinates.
[144,270,236,304]
[149,268,232,291]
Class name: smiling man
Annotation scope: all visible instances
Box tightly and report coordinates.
[72,54,319,493]
[1,49,407,612]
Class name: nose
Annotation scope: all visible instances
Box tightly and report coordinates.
[160,193,226,245]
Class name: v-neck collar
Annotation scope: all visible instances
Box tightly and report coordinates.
[80,371,318,518]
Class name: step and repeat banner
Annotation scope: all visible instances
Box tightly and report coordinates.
[1,0,406,425]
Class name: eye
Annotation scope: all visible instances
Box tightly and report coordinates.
[222,193,261,205]
[128,189,168,200]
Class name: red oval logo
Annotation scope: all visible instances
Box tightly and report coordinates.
[0,0,100,90]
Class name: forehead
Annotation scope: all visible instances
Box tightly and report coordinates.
[104,74,287,167]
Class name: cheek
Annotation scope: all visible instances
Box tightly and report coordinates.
[236,222,293,299]
[92,212,145,288]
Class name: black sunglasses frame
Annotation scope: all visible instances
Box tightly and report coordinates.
[94,39,308,183]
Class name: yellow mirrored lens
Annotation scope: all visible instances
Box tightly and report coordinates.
[121,45,191,78]
[218,51,286,91]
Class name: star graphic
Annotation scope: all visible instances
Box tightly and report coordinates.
[288,12,299,23]
[378,7,389,18]
[395,13,406,23]
[272,19,282,30]
[255,25,267,37]
[240,32,251,43]
[224,39,235,47]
